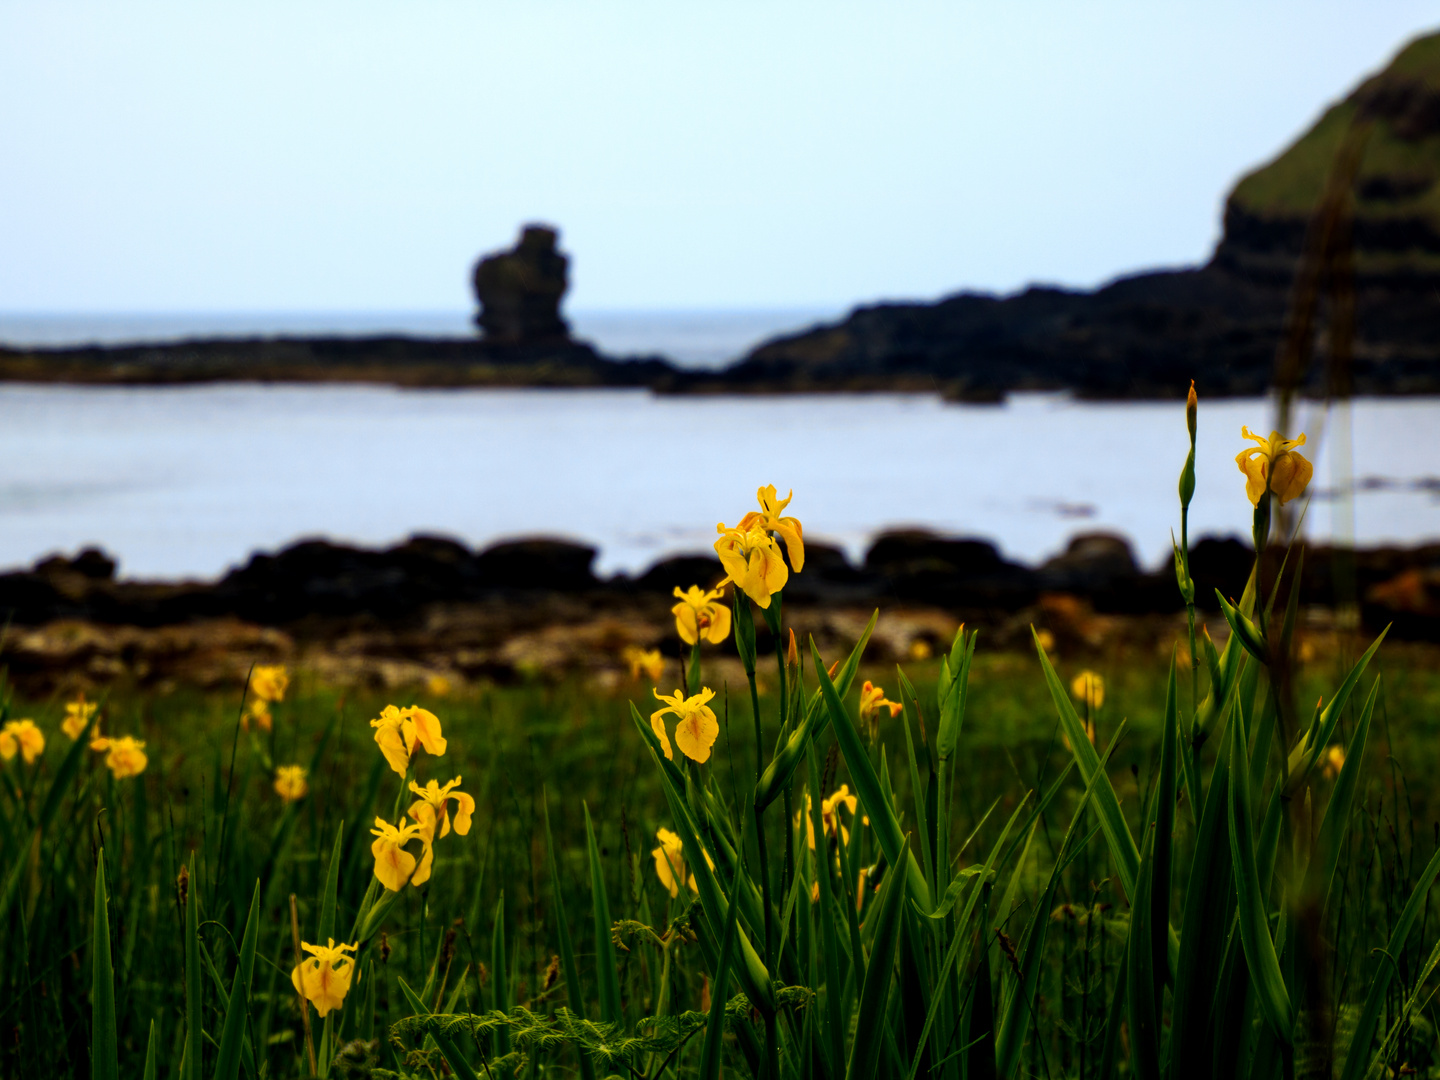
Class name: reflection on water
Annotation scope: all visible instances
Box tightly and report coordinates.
[0,384,1436,580]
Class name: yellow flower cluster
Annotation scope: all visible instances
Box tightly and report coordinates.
[370,705,447,776]
[62,695,98,740]
[92,734,148,779]
[795,785,860,850]
[274,764,309,802]
[365,705,472,891]
[0,719,44,764]
[243,664,289,732]
[622,645,664,682]
[715,485,804,609]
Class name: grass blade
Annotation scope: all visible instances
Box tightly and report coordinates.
[811,638,932,912]
[1337,843,1440,1080]
[184,854,202,1080]
[699,817,747,1080]
[845,836,910,1080]
[1227,699,1293,1043]
[317,820,343,943]
[212,880,260,1080]
[583,802,623,1026]
[142,1019,158,1080]
[542,790,597,1080]
[92,855,119,1080]
[1029,626,1140,903]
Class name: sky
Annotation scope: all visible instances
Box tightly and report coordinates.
[1,2,1438,314]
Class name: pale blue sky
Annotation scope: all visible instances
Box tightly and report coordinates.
[1,2,1436,313]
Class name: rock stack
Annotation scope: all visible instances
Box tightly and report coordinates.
[471,224,572,345]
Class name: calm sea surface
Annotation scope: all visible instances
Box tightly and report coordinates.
[1,384,1437,580]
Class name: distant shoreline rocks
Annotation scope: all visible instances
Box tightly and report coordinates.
[3,528,1435,636]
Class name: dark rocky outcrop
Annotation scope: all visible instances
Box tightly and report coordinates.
[668,30,1440,399]
[472,224,571,344]
[6,529,1440,641]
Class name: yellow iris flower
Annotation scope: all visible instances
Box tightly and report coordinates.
[651,826,715,897]
[621,645,665,682]
[671,584,732,645]
[370,815,434,891]
[250,664,290,704]
[63,696,98,741]
[1235,427,1314,506]
[0,719,45,764]
[795,784,860,850]
[408,776,475,843]
[714,523,788,609]
[858,682,902,738]
[1071,670,1105,711]
[274,765,309,802]
[738,485,805,572]
[291,939,357,1017]
[90,735,147,779]
[242,700,272,733]
[649,687,720,763]
[370,705,447,776]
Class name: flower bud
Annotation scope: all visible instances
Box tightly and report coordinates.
[1186,380,1198,442]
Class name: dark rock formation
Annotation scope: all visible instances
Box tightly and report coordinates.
[667,30,1440,399]
[472,225,571,345]
[5,530,1440,637]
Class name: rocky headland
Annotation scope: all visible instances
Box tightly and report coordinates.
[7,34,1440,398]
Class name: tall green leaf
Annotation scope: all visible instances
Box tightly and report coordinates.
[1227,702,1293,1043]
[92,855,119,1080]
[184,854,202,1080]
[1030,626,1140,903]
[845,837,910,1080]
[1337,843,1440,1080]
[542,790,597,1080]
[212,881,260,1080]
[583,803,623,1025]
[396,977,482,1080]
[317,821,343,944]
[811,639,932,913]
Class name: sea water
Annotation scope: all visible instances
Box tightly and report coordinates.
[0,383,1436,581]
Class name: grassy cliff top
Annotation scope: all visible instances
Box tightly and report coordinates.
[1230,30,1440,227]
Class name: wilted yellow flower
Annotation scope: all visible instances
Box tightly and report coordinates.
[737,485,805,572]
[651,826,713,897]
[0,719,45,764]
[250,664,290,704]
[671,584,732,646]
[291,939,357,1017]
[241,700,272,733]
[1236,427,1313,506]
[274,765,309,802]
[370,815,433,891]
[649,687,720,763]
[1071,671,1105,711]
[62,696,98,741]
[90,735,147,779]
[408,776,475,843]
[714,523,788,609]
[370,705,447,776]
[621,645,665,682]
